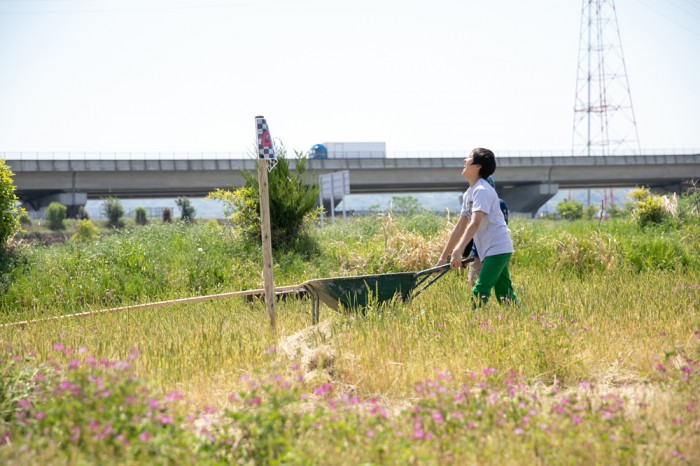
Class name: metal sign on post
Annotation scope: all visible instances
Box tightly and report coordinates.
[319,170,350,224]
[255,115,277,331]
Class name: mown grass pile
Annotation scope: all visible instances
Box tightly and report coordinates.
[0,208,699,464]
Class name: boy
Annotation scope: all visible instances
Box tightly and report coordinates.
[466,175,509,285]
[437,148,518,307]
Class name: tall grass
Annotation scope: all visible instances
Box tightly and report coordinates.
[0,213,699,463]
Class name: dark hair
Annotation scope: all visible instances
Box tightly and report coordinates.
[470,147,496,179]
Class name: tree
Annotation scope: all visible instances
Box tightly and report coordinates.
[45,202,67,231]
[101,197,124,228]
[0,159,21,246]
[556,199,583,220]
[175,197,196,222]
[208,144,320,246]
[390,195,424,215]
[162,207,172,223]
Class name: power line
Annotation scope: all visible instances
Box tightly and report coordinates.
[632,0,700,39]
[677,0,700,14]
[667,0,700,21]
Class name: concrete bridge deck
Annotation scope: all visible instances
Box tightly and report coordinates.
[5,152,700,215]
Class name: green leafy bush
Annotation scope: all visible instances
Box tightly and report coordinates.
[134,206,148,226]
[44,202,67,231]
[208,145,320,246]
[70,219,99,243]
[628,187,677,227]
[18,210,31,227]
[556,199,583,220]
[101,197,124,228]
[0,159,22,246]
[678,181,700,220]
[584,204,599,220]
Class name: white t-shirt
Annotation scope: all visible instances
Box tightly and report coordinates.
[460,178,513,257]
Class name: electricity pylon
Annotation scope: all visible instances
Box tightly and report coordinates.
[572,0,641,156]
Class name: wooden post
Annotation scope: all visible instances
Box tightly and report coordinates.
[257,158,276,331]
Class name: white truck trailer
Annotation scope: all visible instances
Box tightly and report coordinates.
[307,142,386,159]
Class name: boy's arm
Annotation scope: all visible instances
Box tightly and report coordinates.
[436,215,469,266]
[450,211,485,269]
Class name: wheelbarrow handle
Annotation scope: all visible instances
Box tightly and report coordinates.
[411,257,475,300]
[416,257,475,278]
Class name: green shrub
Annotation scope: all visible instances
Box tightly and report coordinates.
[584,204,598,220]
[70,219,99,243]
[606,202,625,219]
[208,145,320,246]
[0,159,21,245]
[101,197,124,228]
[44,202,67,231]
[134,206,148,226]
[678,182,700,220]
[628,187,678,228]
[175,197,196,222]
[18,210,31,226]
[556,199,583,220]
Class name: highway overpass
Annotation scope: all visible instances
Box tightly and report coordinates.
[5,152,700,216]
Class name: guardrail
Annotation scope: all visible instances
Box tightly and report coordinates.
[2,148,699,161]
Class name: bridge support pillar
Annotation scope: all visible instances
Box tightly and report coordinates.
[500,183,558,217]
[22,192,88,218]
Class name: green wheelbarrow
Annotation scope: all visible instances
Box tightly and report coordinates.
[302,257,473,324]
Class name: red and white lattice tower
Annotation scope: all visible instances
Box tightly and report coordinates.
[572,0,641,156]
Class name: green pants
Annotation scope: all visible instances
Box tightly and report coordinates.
[472,253,518,308]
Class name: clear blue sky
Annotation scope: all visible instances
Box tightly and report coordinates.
[1,0,698,155]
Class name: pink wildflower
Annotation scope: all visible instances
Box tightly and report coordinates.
[313,383,332,396]
[165,391,184,402]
